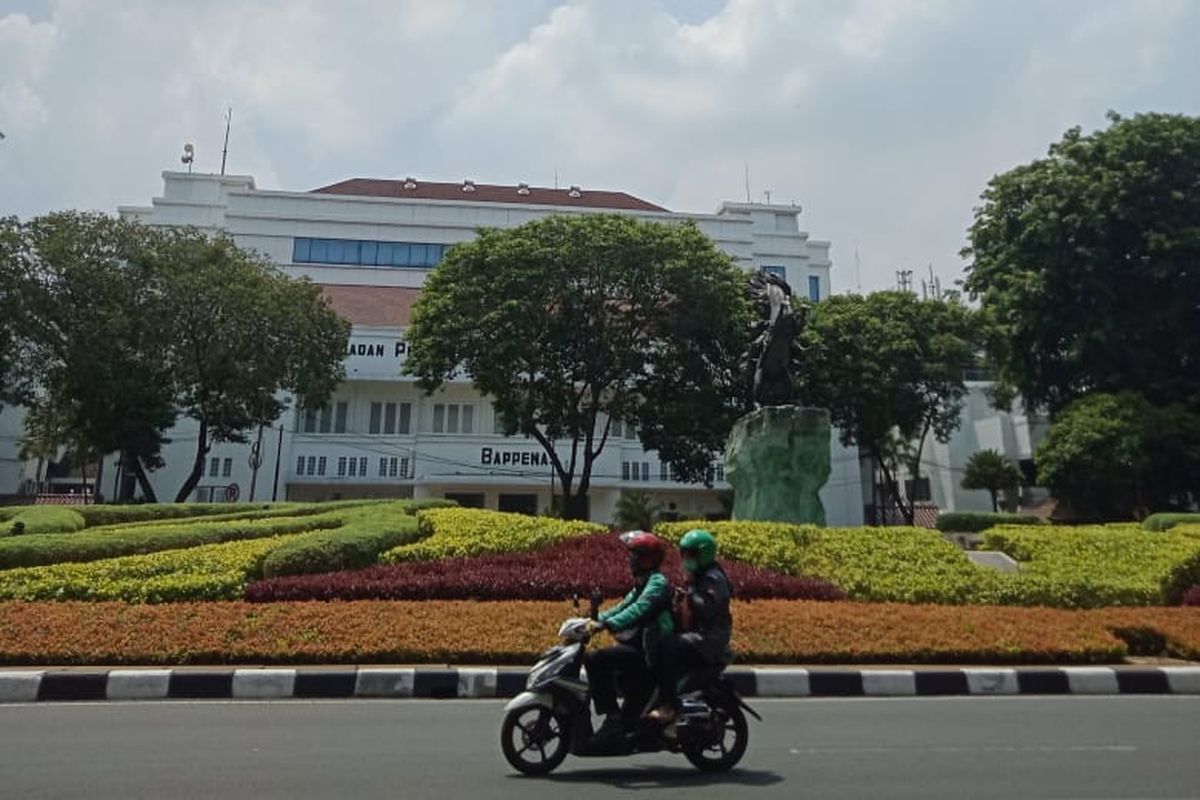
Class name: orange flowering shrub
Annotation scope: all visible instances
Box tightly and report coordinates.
[2,600,1197,666]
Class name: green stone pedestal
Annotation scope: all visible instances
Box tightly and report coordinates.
[724,405,831,525]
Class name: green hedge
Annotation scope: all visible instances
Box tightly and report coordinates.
[984,525,1200,605]
[936,512,1047,533]
[0,536,290,602]
[0,514,344,570]
[1143,513,1200,532]
[75,503,273,528]
[261,512,422,578]
[2,507,87,536]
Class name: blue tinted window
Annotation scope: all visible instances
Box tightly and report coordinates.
[293,238,311,262]
[808,275,821,302]
[292,237,445,268]
[360,241,377,265]
[762,265,786,280]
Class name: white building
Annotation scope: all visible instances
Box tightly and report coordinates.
[46,170,862,526]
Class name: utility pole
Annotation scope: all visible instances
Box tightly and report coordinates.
[271,425,284,502]
[220,107,232,175]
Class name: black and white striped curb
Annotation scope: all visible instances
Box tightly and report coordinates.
[2,666,1199,702]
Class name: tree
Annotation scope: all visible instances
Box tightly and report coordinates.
[614,490,661,531]
[963,112,1200,416]
[144,228,350,502]
[0,217,38,409]
[961,449,1023,512]
[405,214,752,520]
[796,291,980,525]
[1035,392,1200,520]
[12,212,177,500]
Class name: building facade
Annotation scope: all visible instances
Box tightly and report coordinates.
[44,170,861,525]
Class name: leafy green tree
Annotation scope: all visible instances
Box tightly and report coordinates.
[961,449,1023,512]
[144,228,350,502]
[963,112,1200,415]
[405,214,752,520]
[0,217,39,409]
[796,291,980,525]
[1035,392,1200,520]
[13,212,176,500]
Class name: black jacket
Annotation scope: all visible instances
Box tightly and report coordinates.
[682,563,733,664]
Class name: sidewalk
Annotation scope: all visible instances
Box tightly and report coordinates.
[4,664,1200,702]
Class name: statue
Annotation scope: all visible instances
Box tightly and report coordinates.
[743,272,807,407]
[725,271,829,525]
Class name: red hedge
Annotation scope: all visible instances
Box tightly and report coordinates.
[245,533,844,603]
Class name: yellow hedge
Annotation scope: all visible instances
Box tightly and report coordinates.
[381,508,603,562]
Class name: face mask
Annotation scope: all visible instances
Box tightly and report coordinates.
[683,556,699,573]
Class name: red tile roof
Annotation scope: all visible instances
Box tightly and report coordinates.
[311,178,668,212]
[321,284,421,327]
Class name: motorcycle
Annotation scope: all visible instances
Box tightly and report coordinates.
[499,594,761,775]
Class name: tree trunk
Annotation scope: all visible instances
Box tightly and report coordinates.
[989,489,999,513]
[562,492,590,521]
[131,456,158,503]
[175,418,210,503]
[876,453,914,526]
[93,458,104,504]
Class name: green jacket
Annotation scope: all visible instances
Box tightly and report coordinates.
[599,571,675,639]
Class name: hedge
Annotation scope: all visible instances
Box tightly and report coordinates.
[984,525,1200,605]
[75,503,274,528]
[7,600,1198,665]
[1143,513,1200,532]
[261,511,422,578]
[381,507,602,563]
[935,511,1047,533]
[0,537,291,603]
[0,514,344,570]
[2,507,86,536]
[246,532,845,602]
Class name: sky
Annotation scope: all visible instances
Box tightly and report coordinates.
[1,0,1197,292]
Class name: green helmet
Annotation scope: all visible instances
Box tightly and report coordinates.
[679,528,717,572]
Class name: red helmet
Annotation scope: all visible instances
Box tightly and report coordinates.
[620,530,666,571]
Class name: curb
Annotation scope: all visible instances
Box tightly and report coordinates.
[3,666,1200,702]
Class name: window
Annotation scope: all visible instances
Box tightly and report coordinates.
[398,403,412,435]
[369,403,382,434]
[625,424,637,441]
[905,477,932,502]
[337,457,347,477]
[379,458,388,478]
[388,457,398,478]
[306,456,316,477]
[334,402,348,434]
[223,458,233,478]
[494,406,507,435]
[359,457,368,476]
[348,457,357,478]
[611,419,623,439]
[302,408,318,433]
[296,456,306,476]
[400,457,411,478]
[808,275,821,302]
[384,403,397,435]
[716,464,725,482]
[660,463,668,481]
[762,265,787,281]
[622,462,631,481]
[641,462,650,482]
[319,406,333,434]
[433,403,473,434]
[293,237,447,269]
[209,457,220,478]
[317,456,327,477]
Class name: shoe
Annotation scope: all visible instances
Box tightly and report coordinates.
[646,704,676,724]
[593,713,624,738]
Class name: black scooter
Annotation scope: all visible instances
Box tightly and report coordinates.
[499,595,760,775]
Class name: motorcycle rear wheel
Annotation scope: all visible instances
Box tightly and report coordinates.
[500,706,570,775]
[682,702,748,772]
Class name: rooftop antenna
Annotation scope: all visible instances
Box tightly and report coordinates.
[763,189,772,204]
[743,162,751,203]
[220,107,232,175]
[181,142,195,173]
[854,246,862,293]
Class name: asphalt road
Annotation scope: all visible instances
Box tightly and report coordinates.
[2,697,1197,799]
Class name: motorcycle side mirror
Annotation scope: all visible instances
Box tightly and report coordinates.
[589,589,602,621]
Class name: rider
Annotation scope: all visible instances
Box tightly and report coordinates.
[648,528,734,724]
[585,531,675,738]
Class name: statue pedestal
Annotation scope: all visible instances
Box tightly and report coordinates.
[724,406,831,525]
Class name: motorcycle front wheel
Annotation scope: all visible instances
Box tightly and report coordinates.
[500,706,570,775]
[682,702,748,772]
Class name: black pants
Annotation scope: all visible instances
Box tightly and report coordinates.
[586,644,647,716]
[656,634,708,708]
